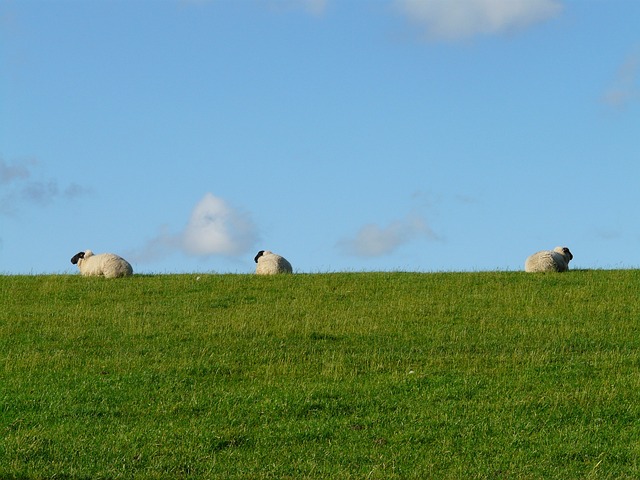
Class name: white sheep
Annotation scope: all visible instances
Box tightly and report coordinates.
[70,250,133,278]
[525,246,573,273]
[254,250,293,275]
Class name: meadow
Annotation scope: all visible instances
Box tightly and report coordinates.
[1,270,640,479]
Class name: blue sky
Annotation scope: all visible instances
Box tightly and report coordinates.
[1,0,639,274]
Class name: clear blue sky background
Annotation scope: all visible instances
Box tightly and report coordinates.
[1,0,639,274]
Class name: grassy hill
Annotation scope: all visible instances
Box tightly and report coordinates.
[2,271,640,479]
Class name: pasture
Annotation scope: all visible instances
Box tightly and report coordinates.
[2,271,640,478]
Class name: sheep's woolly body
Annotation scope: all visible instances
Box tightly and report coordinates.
[525,246,573,273]
[71,250,133,278]
[254,250,293,275]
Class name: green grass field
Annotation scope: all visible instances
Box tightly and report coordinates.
[2,270,640,479]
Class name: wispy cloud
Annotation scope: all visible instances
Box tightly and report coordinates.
[337,214,440,257]
[0,158,33,184]
[178,0,212,6]
[298,0,327,16]
[63,183,92,199]
[592,227,621,241]
[128,192,259,264]
[180,0,328,16]
[126,225,181,264]
[20,180,59,206]
[0,158,90,216]
[602,48,640,109]
[262,0,328,16]
[394,0,563,42]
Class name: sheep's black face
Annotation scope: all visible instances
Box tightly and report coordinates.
[70,251,85,265]
[254,250,265,263]
[562,247,573,260]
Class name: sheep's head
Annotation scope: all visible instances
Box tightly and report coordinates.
[254,250,265,263]
[554,246,573,261]
[70,251,85,265]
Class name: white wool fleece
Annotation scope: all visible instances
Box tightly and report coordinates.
[73,250,133,278]
[525,246,573,273]
[254,250,293,275]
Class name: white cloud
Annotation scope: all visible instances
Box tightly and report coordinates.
[182,193,258,256]
[394,0,563,41]
[128,193,259,264]
[602,48,640,109]
[338,214,440,257]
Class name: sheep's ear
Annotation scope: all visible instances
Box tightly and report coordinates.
[70,251,85,265]
[254,250,265,263]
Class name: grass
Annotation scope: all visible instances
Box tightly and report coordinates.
[2,270,640,478]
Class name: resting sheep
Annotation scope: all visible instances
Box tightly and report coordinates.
[525,246,573,273]
[70,250,133,278]
[254,250,293,275]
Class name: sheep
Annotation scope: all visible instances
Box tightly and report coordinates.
[254,250,293,275]
[524,246,573,273]
[70,250,133,278]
